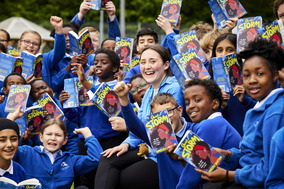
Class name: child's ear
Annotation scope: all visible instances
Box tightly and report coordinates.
[212,99,220,110]
[163,61,170,71]
[17,40,21,50]
[63,136,68,146]
[112,66,119,73]
[39,133,43,143]
[177,106,183,117]
[273,71,279,83]
[2,87,8,96]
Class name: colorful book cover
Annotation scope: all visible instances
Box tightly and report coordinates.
[0,52,23,81]
[130,56,140,69]
[173,30,205,62]
[63,77,94,108]
[69,29,94,57]
[15,117,27,138]
[90,82,121,117]
[90,0,101,10]
[258,20,284,49]
[21,51,43,79]
[209,0,247,29]
[37,93,64,120]
[170,49,210,87]
[7,47,21,57]
[114,37,134,70]
[100,0,110,10]
[26,105,44,135]
[212,53,242,92]
[237,16,262,53]
[12,58,24,75]
[5,85,31,113]
[174,130,224,172]
[144,109,177,154]
[0,177,41,189]
[160,0,182,26]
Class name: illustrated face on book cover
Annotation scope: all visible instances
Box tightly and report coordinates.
[150,121,174,149]
[192,141,212,171]
[181,40,200,53]
[6,92,26,109]
[43,102,59,120]
[103,91,120,116]
[34,61,43,78]
[271,32,284,49]
[185,58,203,79]
[161,4,180,20]
[229,64,242,86]
[82,37,93,55]
[13,66,22,75]
[28,116,44,134]
[79,88,92,104]
[225,0,239,17]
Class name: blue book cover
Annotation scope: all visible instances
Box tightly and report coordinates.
[114,37,134,70]
[143,109,177,154]
[0,52,23,81]
[171,49,210,87]
[26,105,44,135]
[15,116,27,138]
[90,0,101,10]
[63,77,94,108]
[212,53,242,92]
[69,29,94,57]
[5,85,31,113]
[160,0,182,26]
[237,16,262,52]
[174,130,224,172]
[209,0,247,29]
[0,177,41,189]
[258,20,284,49]
[90,82,121,117]
[173,30,205,62]
[21,51,42,79]
[37,93,65,120]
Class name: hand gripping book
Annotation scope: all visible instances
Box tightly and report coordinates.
[258,19,284,49]
[144,109,178,154]
[89,82,121,117]
[208,0,247,29]
[114,37,134,71]
[63,77,94,108]
[21,51,43,79]
[0,52,23,81]
[5,85,31,113]
[37,93,64,120]
[174,130,224,172]
[170,49,210,87]
[0,177,41,189]
[69,29,94,57]
[237,16,262,53]
[25,105,44,135]
[90,0,110,10]
[173,30,205,62]
[212,53,242,92]
[160,0,183,26]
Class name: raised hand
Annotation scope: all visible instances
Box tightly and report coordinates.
[113,81,131,106]
[50,16,63,34]
[106,1,116,21]
[73,127,92,138]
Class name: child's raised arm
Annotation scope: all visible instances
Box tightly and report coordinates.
[50,16,63,35]
[78,0,92,21]
[71,63,92,89]
[73,127,92,139]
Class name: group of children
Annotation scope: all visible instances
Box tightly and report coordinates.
[0,0,284,188]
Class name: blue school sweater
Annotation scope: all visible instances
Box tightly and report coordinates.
[265,126,284,188]
[14,135,102,189]
[1,161,26,184]
[176,113,242,189]
[63,80,123,140]
[226,89,284,188]
[221,93,256,136]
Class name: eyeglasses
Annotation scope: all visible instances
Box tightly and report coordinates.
[129,80,148,94]
[21,40,40,47]
[0,39,8,43]
[167,105,179,117]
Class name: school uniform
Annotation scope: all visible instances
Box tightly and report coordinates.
[226,88,284,188]
[0,161,26,184]
[176,112,242,189]
[265,126,284,188]
[14,135,102,189]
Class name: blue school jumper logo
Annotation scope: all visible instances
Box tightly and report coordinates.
[61,162,69,170]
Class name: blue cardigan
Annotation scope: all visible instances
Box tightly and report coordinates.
[226,89,284,188]
[176,114,242,189]
[14,135,102,189]
[265,126,284,188]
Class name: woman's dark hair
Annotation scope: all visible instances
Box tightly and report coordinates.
[274,0,284,19]
[3,72,26,88]
[239,38,284,75]
[95,48,121,73]
[184,78,223,110]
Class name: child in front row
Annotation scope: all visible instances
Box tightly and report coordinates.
[9,116,103,189]
[197,39,284,188]
[0,118,26,183]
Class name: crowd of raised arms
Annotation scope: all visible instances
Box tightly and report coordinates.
[0,0,284,188]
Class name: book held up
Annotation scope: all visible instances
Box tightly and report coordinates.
[0,177,41,189]
[69,29,94,57]
[160,0,183,26]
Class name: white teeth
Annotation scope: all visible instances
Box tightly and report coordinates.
[190,112,197,117]
[145,71,154,75]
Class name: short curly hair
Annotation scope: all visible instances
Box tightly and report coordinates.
[95,48,120,73]
[239,38,284,75]
[184,78,223,110]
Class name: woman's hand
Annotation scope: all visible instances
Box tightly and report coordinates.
[101,143,130,158]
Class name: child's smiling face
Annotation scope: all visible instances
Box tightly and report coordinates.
[0,129,18,169]
[40,124,67,153]
[242,55,278,101]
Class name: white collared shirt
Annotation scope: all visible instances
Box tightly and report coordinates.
[254,88,283,109]
[40,146,62,164]
[207,112,222,120]
[0,160,13,176]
